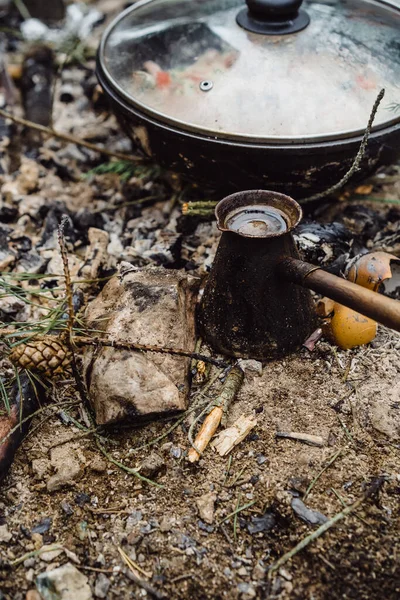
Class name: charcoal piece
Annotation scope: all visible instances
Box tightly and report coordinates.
[247,511,276,534]
[294,221,353,267]
[74,493,90,506]
[23,0,65,22]
[339,204,385,239]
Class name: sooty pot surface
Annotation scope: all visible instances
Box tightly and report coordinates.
[198,190,317,359]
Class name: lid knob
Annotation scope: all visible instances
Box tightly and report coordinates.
[237,0,310,35]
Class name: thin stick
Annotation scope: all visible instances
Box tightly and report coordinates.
[74,336,229,369]
[268,477,385,577]
[80,566,115,574]
[303,449,343,501]
[301,89,385,204]
[57,218,89,406]
[0,107,143,162]
[187,406,223,462]
[276,432,325,447]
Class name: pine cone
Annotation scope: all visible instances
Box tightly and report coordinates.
[9,337,72,378]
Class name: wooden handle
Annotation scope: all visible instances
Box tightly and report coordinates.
[280,258,400,333]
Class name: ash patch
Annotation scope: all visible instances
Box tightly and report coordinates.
[127,282,164,312]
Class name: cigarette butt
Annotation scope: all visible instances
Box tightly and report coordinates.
[187,406,223,463]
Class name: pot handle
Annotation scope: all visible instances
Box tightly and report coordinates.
[280,257,400,333]
[237,0,310,34]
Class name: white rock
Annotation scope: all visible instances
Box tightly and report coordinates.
[0,525,12,543]
[36,563,92,600]
[47,444,82,492]
[196,492,217,524]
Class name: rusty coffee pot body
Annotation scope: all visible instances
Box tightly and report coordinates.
[198,190,317,359]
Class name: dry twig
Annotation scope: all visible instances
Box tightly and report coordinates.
[0,107,143,162]
[276,431,325,447]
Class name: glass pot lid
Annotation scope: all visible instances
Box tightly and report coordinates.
[99,0,400,143]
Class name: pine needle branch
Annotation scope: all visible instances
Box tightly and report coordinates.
[301,89,385,204]
[73,336,230,369]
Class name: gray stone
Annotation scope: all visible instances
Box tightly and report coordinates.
[126,510,142,530]
[83,267,200,425]
[139,453,165,478]
[238,583,256,598]
[291,498,328,526]
[94,573,111,599]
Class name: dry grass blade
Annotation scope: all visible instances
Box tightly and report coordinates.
[117,547,152,578]
[57,217,75,344]
[217,500,256,528]
[118,547,166,600]
[303,449,344,501]
[268,476,386,578]
[11,545,63,567]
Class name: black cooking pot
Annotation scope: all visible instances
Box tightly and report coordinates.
[96,0,400,199]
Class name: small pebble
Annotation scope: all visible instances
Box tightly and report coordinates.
[126,510,142,530]
[24,558,36,569]
[197,520,214,533]
[26,591,41,600]
[0,525,12,543]
[94,573,111,599]
[32,518,52,535]
[90,456,107,473]
[139,453,165,478]
[170,446,182,459]
[237,583,256,598]
[75,493,90,507]
[60,501,74,516]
